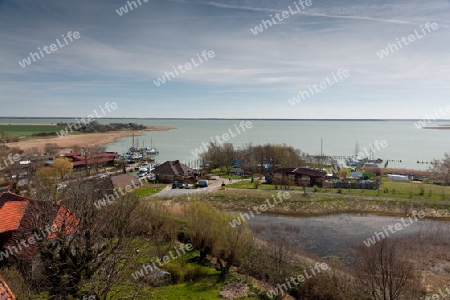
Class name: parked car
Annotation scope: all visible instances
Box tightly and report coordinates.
[198,180,208,188]
[172,181,183,189]
[146,173,156,181]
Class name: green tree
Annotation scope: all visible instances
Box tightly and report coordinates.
[52,157,73,180]
[214,213,253,279]
[184,201,219,263]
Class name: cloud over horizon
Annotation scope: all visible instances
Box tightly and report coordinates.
[0,0,449,119]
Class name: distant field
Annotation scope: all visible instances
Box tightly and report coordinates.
[0,124,66,137]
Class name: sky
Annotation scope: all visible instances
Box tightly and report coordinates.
[0,0,449,119]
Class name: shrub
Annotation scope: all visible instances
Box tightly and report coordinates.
[419,186,425,196]
[163,262,184,283]
[254,180,260,189]
[163,262,212,283]
[183,264,212,281]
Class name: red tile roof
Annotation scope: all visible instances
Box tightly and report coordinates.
[0,201,28,233]
[0,275,16,300]
[61,152,118,167]
[71,157,115,167]
[47,206,79,239]
[0,192,79,258]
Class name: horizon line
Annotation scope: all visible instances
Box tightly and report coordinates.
[0,117,449,121]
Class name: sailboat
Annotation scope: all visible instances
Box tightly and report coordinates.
[129,131,139,153]
[346,140,365,167]
[143,138,159,155]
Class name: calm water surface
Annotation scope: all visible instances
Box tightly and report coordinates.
[2,118,449,170]
[248,213,450,265]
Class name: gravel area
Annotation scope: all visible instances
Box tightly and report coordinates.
[152,178,237,197]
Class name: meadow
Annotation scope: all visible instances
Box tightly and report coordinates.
[0,124,66,137]
[227,177,450,201]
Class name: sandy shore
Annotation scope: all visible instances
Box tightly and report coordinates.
[7,126,176,153]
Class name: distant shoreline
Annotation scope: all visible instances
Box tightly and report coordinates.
[0,123,57,126]
[423,125,450,129]
[2,117,450,121]
[5,126,176,152]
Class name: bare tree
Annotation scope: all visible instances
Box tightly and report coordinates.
[81,145,106,176]
[44,143,60,156]
[430,153,450,199]
[31,177,144,299]
[356,238,418,300]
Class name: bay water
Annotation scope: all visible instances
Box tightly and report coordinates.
[2,118,449,170]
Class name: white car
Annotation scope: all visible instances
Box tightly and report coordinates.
[138,172,148,178]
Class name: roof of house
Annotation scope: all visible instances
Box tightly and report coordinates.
[273,167,326,177]
[0,276,16,300]
[0,201,28,233]
[111,174,140,188]
[0,192,78,258]
[153,160,194,177]
[47,206,79,239]
[64,152,118,159]
[71,157,116,167]
[62,152,118,167]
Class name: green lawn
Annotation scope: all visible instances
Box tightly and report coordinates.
[135,183,167,197]
[228,178,450,201]
[319,179,450,200]
[0,124,66,137]
[146,276,223,300]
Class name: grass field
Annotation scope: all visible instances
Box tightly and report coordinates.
[135,183,166,197]
[227,177,450,201]
[0,124,66,137]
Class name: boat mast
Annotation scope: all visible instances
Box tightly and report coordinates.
[354,140,360,157]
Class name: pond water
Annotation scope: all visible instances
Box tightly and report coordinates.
[248,213,450,265]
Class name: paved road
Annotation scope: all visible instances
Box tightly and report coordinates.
[152,178,238,197]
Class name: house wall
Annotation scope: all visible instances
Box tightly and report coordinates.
[156,174,175,183]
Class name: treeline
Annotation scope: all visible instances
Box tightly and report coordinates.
[0,131,19,142]
[200,142,308,174]
[57,121,147,133]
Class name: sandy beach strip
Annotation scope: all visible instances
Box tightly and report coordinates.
[6,126,176,152]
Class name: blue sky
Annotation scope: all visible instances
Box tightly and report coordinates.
[1,0,449,119]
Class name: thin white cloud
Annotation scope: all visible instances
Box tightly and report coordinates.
[0,0,449,118]
[201,1,414,25]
